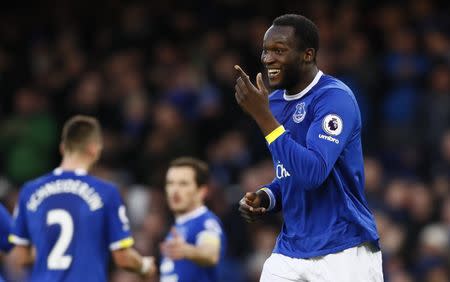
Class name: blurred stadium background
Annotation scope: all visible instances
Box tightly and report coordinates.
[0,0,449,281]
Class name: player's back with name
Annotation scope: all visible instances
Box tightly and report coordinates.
[11,169,130,282]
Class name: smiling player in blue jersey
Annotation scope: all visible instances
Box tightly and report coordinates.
[159,157,226,282]
[8,115,156,282]
[235,14,383,281]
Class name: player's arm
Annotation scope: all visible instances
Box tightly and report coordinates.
[106,187,156,277]
[112,247,155,277]
[234,66,357,190]
[8,245,35,267]
[161,227,221,266]
[265,89,358,189]
[8,189,35,267]
[0,204,13,254]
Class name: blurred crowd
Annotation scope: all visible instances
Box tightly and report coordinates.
[0,0,449,281]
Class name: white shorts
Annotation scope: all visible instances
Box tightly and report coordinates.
[260,243,383,282]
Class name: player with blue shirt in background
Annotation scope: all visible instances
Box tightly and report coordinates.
[0,204,13,282]
[159,157,226,282]
[235,14,383,281]
[8,115,156,282]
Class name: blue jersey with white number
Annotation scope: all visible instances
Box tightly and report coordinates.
[160,206,226,282]
[262,71,379,259]
[10,168,133,282]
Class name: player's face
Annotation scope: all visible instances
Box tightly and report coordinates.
[165,166,203,215]
[261,25,303,90]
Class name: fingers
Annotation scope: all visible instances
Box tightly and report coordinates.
[235,65,258,91]
[238,206,265,222]
[245,192,257,201]
[238,195,266,223]
[256,73,268,95]
[240,194,258,211]
[239,198,253,211]
[234,65,248,79]
[249,206,266,213]
[235,79,247,103]
[236,77,248,96]
[239,199,266,213]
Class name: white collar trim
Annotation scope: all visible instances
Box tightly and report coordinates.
[53,167,87,176]
[283,70,323,101]
[175,205,207,225]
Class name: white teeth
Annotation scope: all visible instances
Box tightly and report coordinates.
[268,69,280,78]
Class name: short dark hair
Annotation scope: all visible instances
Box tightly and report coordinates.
[169,157,209,187]
[273,14,319,55]
[62,115,102,152]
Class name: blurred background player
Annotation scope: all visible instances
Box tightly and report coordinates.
[235,14,382,281]
[159,157,226,282]
[8,115,156,281]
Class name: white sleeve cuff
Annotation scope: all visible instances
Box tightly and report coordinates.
[9,234,30,246]
[259,188,276,211]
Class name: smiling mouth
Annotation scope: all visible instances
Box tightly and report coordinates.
[267,69,281,79]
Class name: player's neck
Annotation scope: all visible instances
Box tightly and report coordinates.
[287,65,319,95]
[175,205,207,224]
[60,154,93,172]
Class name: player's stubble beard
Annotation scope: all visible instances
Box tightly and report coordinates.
[277,57,303,95]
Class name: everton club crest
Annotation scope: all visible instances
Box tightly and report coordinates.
[293,102,306,123]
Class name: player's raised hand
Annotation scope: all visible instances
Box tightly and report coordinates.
[238,192,267,223]
[234,65,270,119]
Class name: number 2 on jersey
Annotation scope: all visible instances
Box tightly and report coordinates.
[47,209,74,270]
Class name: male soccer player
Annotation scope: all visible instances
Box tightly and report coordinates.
[8,115,156,281]
[159,157,226,282]
[235,14,383,281]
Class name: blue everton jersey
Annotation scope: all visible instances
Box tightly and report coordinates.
[262,71,379,258]
[9,168,134,282]
[160,206,226,282]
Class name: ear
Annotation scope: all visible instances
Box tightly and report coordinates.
[198,185,209,201]
[86,142,101,160]
[303,48,315,63]
[59,143,65,155]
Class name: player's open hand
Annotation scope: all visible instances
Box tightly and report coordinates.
[238,192,266,223]
[234,65,270,119]
[160,228,188,260]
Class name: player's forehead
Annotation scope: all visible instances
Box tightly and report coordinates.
[263,25,296,47]
[166,166,196,181]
